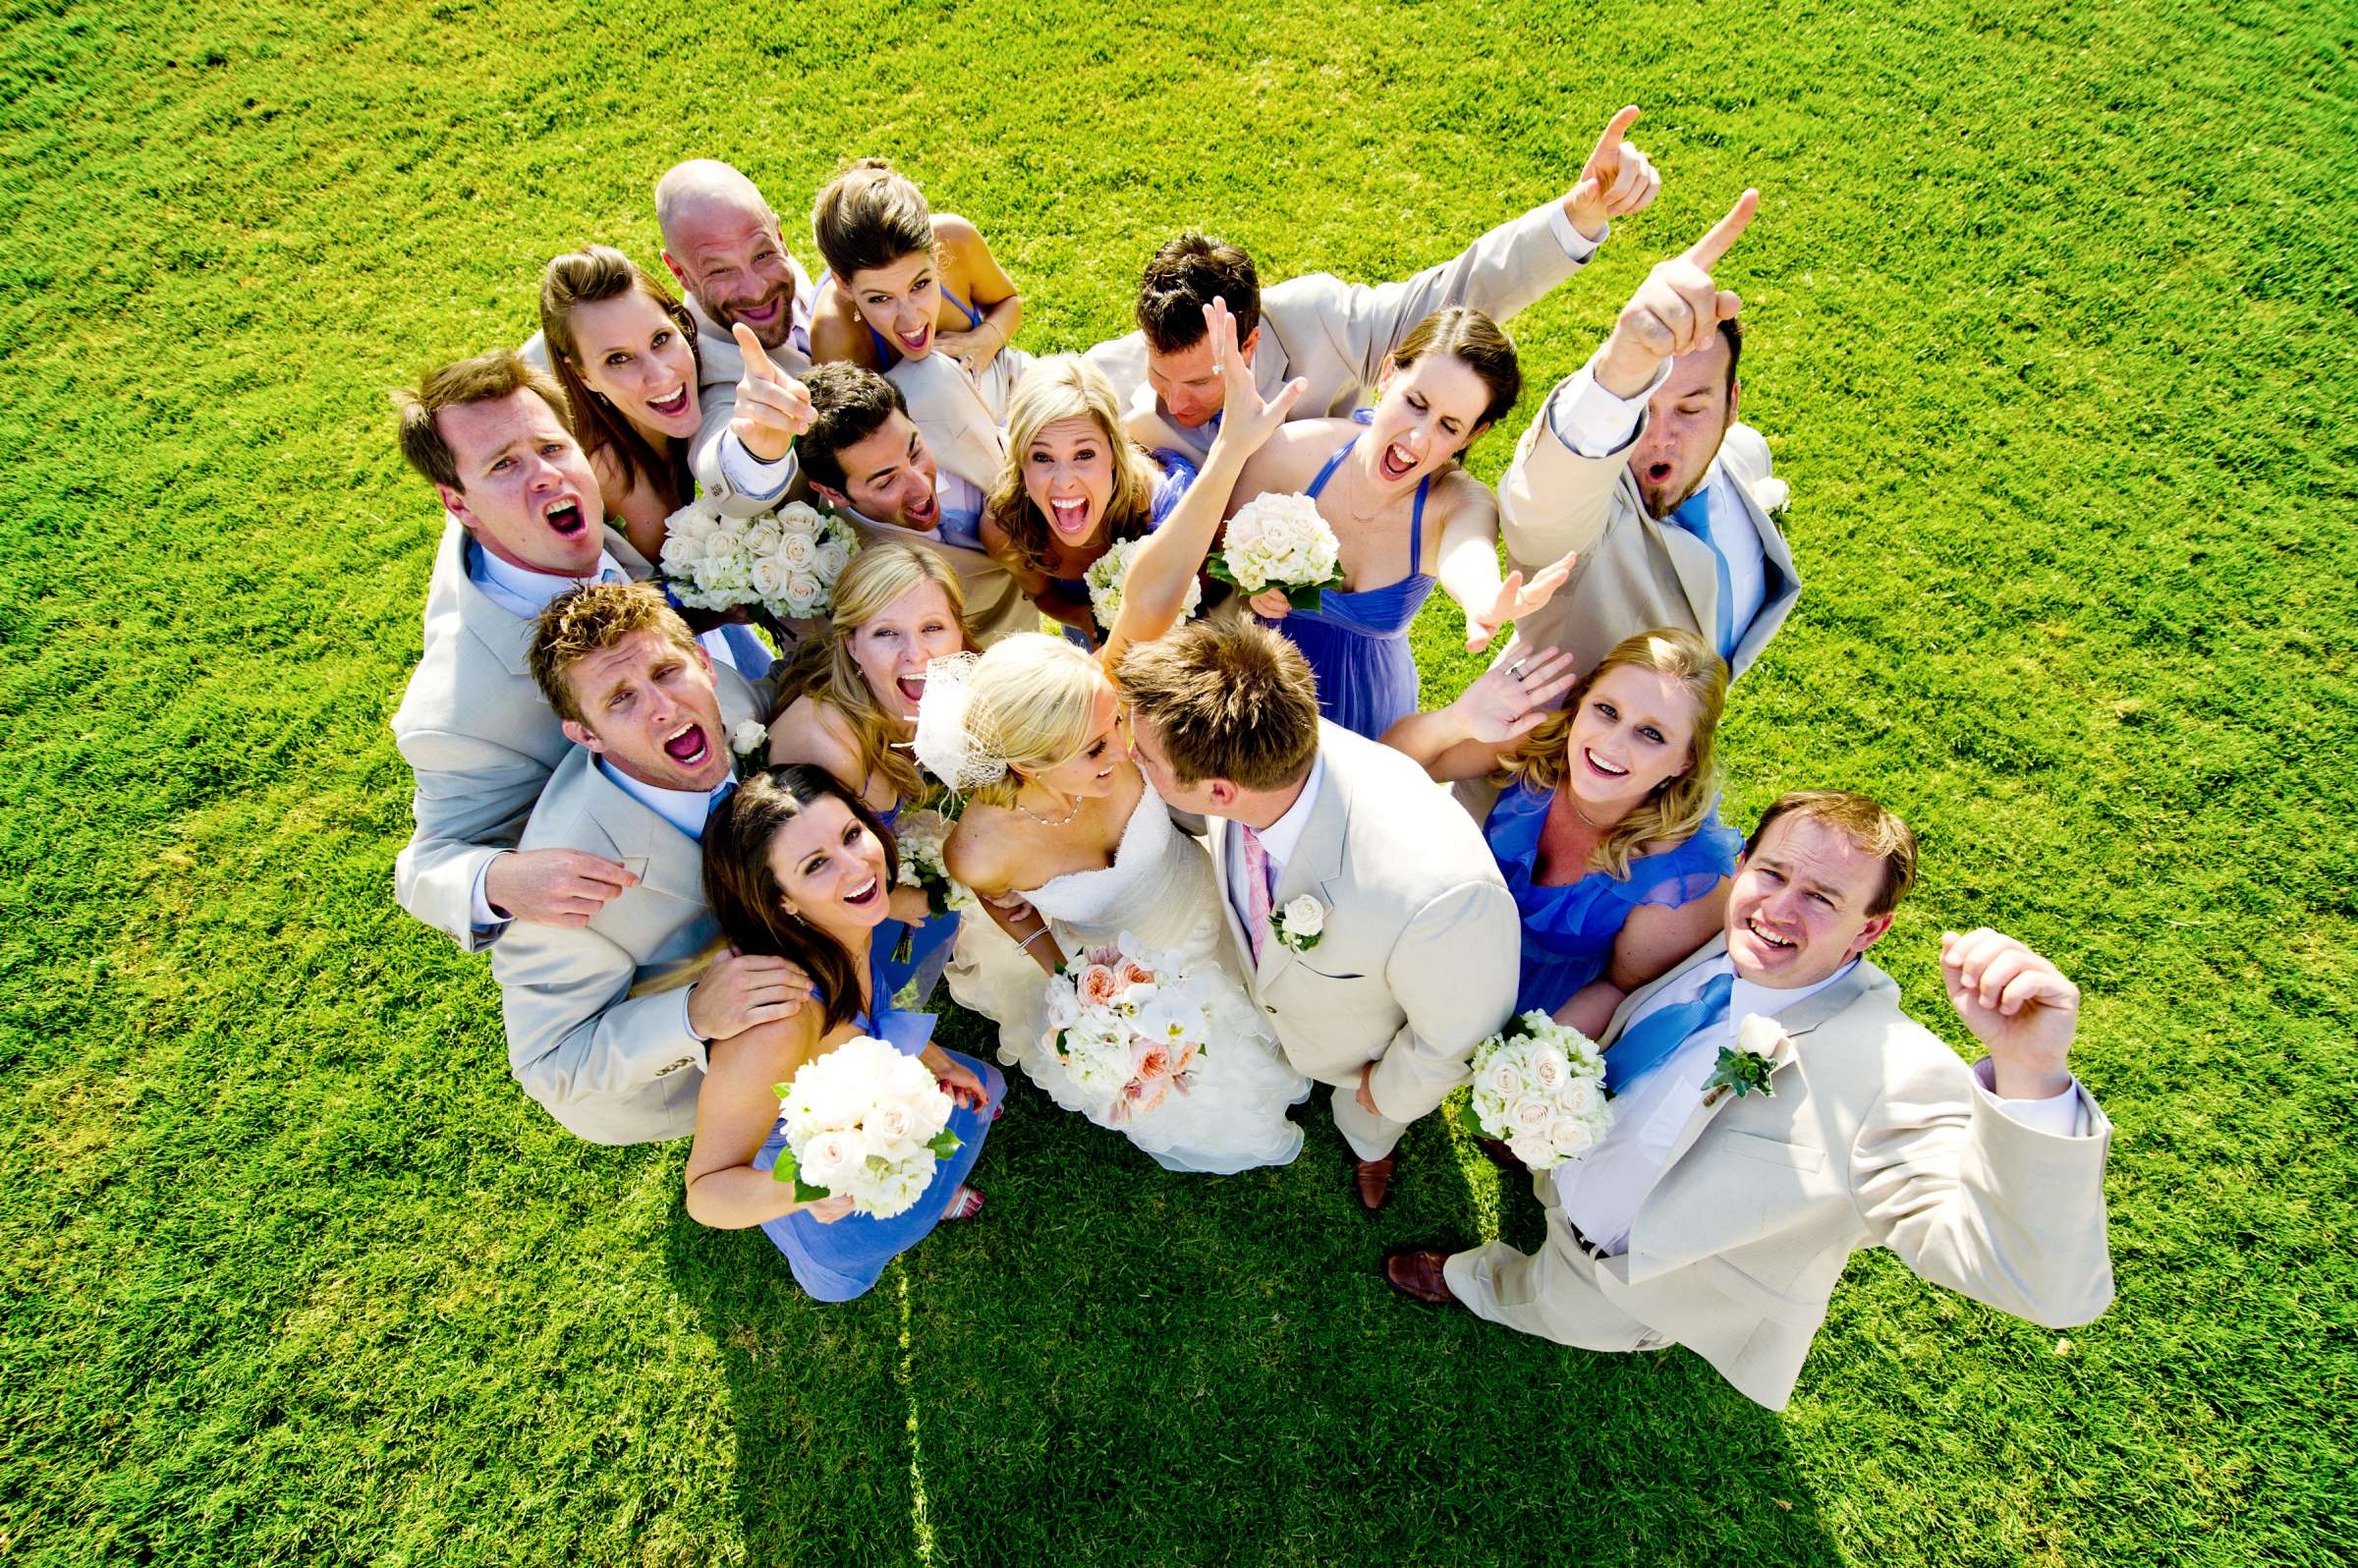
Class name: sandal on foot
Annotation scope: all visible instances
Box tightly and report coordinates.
[941,1184,985,1222]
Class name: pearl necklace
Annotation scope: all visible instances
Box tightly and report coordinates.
[1015,786,1082,829]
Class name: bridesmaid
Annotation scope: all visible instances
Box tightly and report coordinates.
[1226,307,1571,739]
[685,765,1002,1303]
[766,542,979,997]
[808,158,1026,388]
[979,356,1199,644]
[537,245,703,561]
[1382,628,1737,1036]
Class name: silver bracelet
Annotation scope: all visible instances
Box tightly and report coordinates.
[1018,926,1051,951]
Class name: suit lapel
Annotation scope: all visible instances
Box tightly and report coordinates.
[577,754,710,908]
[1258,756,1347,989]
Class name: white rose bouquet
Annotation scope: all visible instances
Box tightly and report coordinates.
[1084,535,1200,632]
[892,807,978,918]
[660,498,859,622]
[1458,1012,1614,1168]
[1039,934,1212,1123]
[770,1036,962,1218]
[1208,490,1346,610]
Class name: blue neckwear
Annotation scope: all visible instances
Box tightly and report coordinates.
[1603,971,1734,1094]
[718,622,774,679]
[1667,481,1738,661]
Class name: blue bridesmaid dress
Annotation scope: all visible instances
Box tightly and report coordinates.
[1484,779,1742,1017]
[1263,420,1436,739]
[751,934,1003,1303]
[877,801,960,1006]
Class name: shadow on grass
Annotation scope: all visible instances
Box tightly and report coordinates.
[666,1015,1840,1566]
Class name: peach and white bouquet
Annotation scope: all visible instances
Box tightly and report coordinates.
[1210,490,1346,609]
[661,498,858,621]
[1084,536,1200,632]
[1459,1012,1614,1168]
[770,1036,961,1217]
[1040,935,1213,1122]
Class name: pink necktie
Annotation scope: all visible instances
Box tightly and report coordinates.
[1240,824,1273,967]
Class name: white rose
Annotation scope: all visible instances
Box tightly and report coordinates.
[1508,1096,1552,1136]
[1478,1057,1524,1101]
[776,530,818,569]
[796,1127,869,1190]
[1529,1048,1566,1092]
[748,555,792,601]
[1045,986,1082,1032]
[1750,476,1790,513]
[730,719,770,756]
[744,518,785,555]
[814,540,853,579]
[1546,1117,1600,1159]
[1281,896,1324,937]
[1736,1013,1788,1061]
[1554,1078,1605,1119]
[782,572,825,613]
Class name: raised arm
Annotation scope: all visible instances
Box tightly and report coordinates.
[1100,299,1305,668]
[692,321,817,518]
[1428,479,1578,654]
[1498,189,1758,572]
[1380,645,1578,781]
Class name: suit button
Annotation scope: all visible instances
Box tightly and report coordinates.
[1265,1005,1277,1015]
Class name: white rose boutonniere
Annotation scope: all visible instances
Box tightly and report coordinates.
[1749,476,1791,523]
[1273,895,1325,953]
[729,719,772,779]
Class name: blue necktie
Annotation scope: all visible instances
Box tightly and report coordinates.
[1667,484,1737,661]
[719,622,776,679]
[1603,971,1734,1094]
[692,775,737,844]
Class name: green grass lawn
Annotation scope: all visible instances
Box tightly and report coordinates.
[5,0,2356,1561]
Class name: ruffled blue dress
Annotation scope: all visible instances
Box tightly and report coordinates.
[1263,420,1435,739]
[752,933,1003,1303]
[1484,779,1741,1017]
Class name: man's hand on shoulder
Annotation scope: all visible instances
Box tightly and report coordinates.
[485,849,639,928]
[1940,927,2080,1100]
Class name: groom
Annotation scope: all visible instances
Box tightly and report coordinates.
[1384,791,2116,1410]
[1118,622,1520,1208]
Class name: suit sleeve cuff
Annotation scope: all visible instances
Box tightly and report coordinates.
[718,432,796,501]
[470,852,513,941]
[1973,1056,2092,1139]
[676,988,711,1070]
[1545,201,1605,261]
[1546,359,1670,458]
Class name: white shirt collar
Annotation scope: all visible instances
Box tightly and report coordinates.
[1246,754,1324,868]
[1731,955,1859,1022]
[597,756,732,842]
[471,539,624,619]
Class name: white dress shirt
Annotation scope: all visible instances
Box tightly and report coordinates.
[1222,756,1325,943]
[1556,953,2093,1256]
[1544,363,1768,648]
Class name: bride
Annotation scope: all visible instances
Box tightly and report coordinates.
[925,302,1313,1173]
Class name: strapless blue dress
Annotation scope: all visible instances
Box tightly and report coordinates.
[1484,779,1741,1016]
[751,938,1002,1303]
[1263,420,1434,740]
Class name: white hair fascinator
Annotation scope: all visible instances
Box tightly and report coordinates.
[910,652,1008,791]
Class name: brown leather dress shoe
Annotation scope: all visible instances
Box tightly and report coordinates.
[1384,1250,1460,1306]
[1475,1137,1526,1172]
[1353,1153,1397,1210]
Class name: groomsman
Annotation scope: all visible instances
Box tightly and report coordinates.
[1495,190,1799,684]
[798,364,1038,645]
[1085,107,1662,465]
[496,584,810,1143]
[1118,622,1521,1209]
[388,351,766,952]
[1386,792,2116,1411]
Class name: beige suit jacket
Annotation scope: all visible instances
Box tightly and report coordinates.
[884,345,1033,498]
[1496,364,1800,683]
[1547,935,2115,1409]
[389,521,762,952]
[837,506,1039,647]
[1208,722,1520,1122]
[489,743,748,1144]
[1088,201,1593,465]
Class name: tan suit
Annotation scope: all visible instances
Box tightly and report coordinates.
[1209,722,1520,1157]
[1088,201,1595,465]
[490,743,750,1144]
[1496,364,1800,682]
[389,521,763,952]
[1446,935,2116,1410]
[884,345,1033,497]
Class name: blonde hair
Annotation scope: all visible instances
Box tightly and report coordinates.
[1495,627,1728,879]
[958,634,1110,809]
[529,583,701,725]
[984,357,1159,579]
[781,542,974,805]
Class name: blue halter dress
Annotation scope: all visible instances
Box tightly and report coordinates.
[1263,423,1435,739]
[751,933,1003,1303]
[1483,780,1742,1017]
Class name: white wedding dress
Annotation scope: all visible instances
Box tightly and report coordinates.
[945,779,1309,1174]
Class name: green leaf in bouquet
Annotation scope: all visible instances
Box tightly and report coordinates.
[1456,1099,1489,1142]
[926,1130,963,1158]
[1205,556,1245,590]
[767,1144,833,1203]
[1281,582,1328,612]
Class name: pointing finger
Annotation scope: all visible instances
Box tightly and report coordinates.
[732,322,775,380]
[1589,104,1642,167]
[1683,188,1760,270]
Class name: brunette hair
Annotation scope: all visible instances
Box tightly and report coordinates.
[1389,307,1522,447]
[537,245,700,511]
[1745,790,1919,917]
[1115,621,1319,790]
[702,764,902,1036]
[393,349,568,490]
[983,356,1159,579]
[801,362,910,495]
[1494,628,1727,879]
[811,158,935,284]
[777,542,975,804]
[1134,231,1262,353]
[528,582,702,725]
